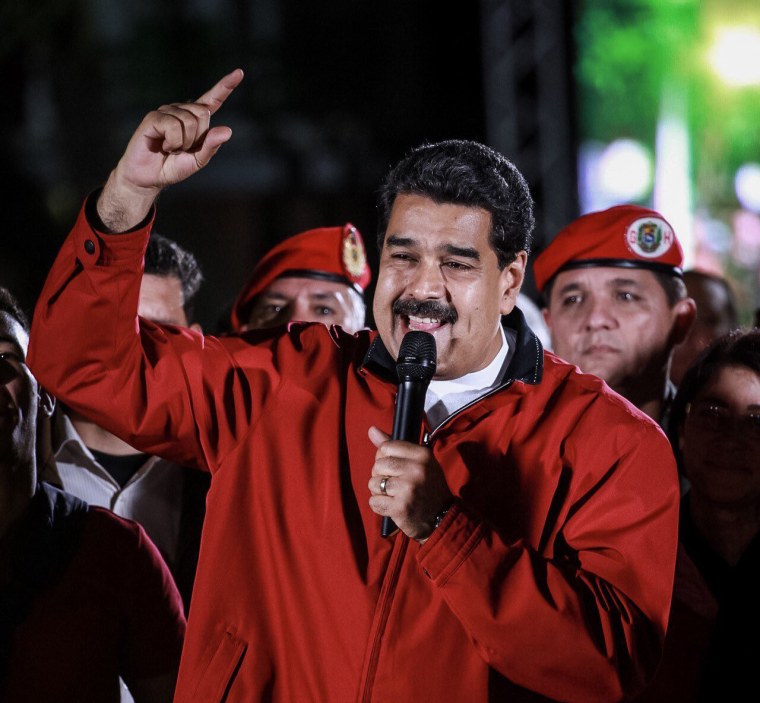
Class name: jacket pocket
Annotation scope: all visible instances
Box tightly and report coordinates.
[192,628,247,702]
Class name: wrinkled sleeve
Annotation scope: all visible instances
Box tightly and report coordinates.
[418,417,679,703]
[28,197,277,472]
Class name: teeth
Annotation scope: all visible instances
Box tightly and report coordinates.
[409,316,441,324]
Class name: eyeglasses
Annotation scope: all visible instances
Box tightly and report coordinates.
[686,401,760,442]
[0,352,23,385]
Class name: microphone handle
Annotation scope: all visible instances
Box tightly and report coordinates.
[381,380,427,537]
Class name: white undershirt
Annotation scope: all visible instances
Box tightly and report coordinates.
[425,326,514,429]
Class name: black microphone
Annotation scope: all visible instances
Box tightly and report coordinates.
[381,331,437,538]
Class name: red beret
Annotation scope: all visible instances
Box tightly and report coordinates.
[231,223,371,332]
[533,205,684,293]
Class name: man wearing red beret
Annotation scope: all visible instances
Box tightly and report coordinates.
[229,223,370,334]
[534,205,696,425]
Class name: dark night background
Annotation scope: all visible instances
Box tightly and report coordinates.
[1,0,578,331]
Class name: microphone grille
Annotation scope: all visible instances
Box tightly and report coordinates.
[396,331,437,382]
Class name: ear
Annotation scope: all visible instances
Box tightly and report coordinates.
[542,306,552,331]
[670,297,697,346]
[499,251,528,316]
[38,388,56,418]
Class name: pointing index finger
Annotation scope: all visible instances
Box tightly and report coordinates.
[196,68,245,115]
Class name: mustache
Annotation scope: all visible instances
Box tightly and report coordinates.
[392,299,458,324]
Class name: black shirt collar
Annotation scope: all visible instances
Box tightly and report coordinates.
[362,305,544,387]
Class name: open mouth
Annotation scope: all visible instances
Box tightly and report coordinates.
[393,299,457,335]
[407,315,447,332]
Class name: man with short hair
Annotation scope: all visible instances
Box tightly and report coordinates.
[137,231,204,328]
[29,70,680,703]
[535,205,696,424]
[230,223,370,333]
[0,286,185,702]
[670,268,739,386]
[43,230,209,611]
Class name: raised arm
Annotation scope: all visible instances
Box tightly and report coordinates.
[28,70,259,471]
[97,68,244,232]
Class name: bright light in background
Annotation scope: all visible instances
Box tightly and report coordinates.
[578,139,653,214]
[597,139,652,201]
[709,27,760,87]
[654,83,693,267]
[735,163,760,213]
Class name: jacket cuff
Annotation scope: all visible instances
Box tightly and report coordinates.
[76,190,155,267]
[417,500,486,586]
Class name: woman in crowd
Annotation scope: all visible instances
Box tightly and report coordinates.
[638,328,760,702]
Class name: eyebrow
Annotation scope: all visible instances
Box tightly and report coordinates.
[608,277,643,288]
[385,235,481,261]
[556,277,644,297]
[694,395,728,407]
[309,293,340,301]
[556,281,586,297]
[260,291,341,302]
[696,395,760,412]
[258,293,290,302]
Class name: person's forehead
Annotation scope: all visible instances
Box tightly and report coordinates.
[386,194,493,248]
[0,312,28,357]
[263,276,352,300]
[553,266,661,292]
[697,364,760,406]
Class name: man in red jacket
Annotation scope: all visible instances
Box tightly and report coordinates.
[28,69,680,703]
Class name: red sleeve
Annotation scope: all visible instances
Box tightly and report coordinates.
[418,411,679,703]
[27,197,281,472]
[86,508,186,680]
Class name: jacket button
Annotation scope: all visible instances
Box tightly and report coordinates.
[84,239,96,255]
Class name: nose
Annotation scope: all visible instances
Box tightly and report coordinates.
[583,296,616,331]
[291,297,313,323]
[406,259,446,300]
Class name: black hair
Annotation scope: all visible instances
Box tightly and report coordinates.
[0,286,30,332]
[377,139,535,269]
[653,270,688,307]
[145,231,203,319]
[683,269,739,326]
[668,327,760,463]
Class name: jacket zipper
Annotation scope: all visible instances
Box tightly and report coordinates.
[427,378,515,441]
[359,534,409,703]
[358,379,516,701]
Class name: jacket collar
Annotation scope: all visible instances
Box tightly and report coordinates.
[34,481,89,527]
[362,305,544,386]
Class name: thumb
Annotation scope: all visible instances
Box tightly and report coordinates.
[368,425,390,448]
[194,125,233,168]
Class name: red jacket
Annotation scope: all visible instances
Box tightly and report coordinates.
[3,483,185,702]
[28,201,680,703]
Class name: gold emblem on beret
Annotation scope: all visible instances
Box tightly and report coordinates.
[342,226,367,281]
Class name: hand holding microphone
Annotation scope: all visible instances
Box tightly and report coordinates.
[368,331,453,540]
